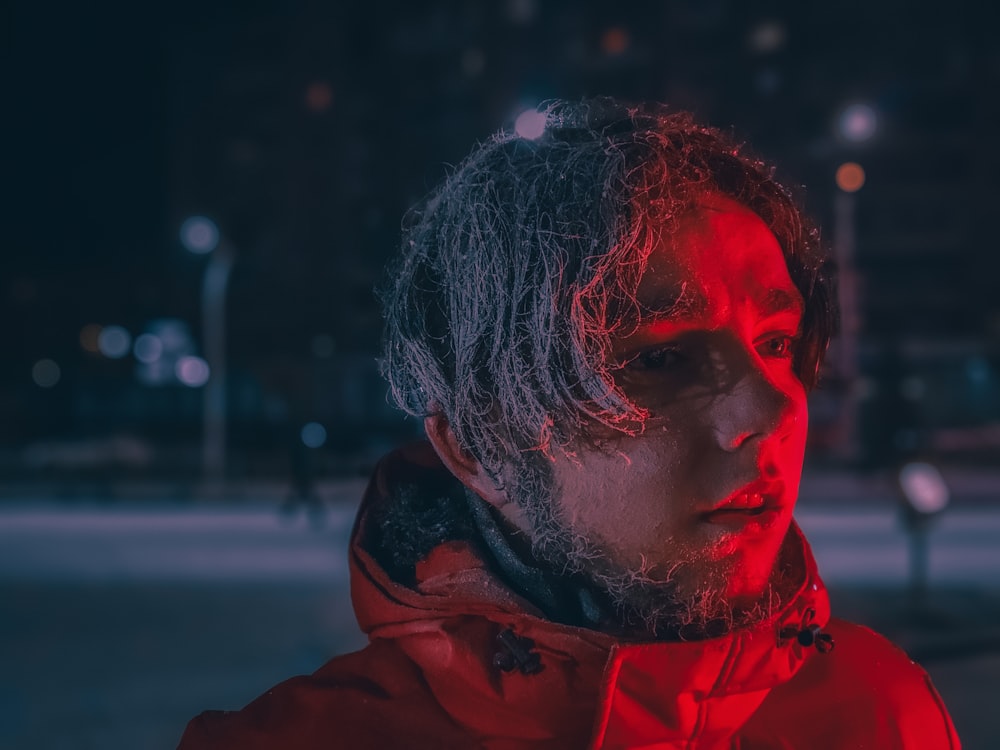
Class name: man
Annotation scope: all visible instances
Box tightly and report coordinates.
[179,99,960,748]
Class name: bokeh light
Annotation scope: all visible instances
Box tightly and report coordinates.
[32,359,61,388]
[305,82,333,112]
[514,108,547,140]
[180,216,220,254]
[601,27,630,56]
[176,356,210,387]
[747,21,787,54]
[97,325,132,359]
[835,162,866,193]
[300,422,328,449]
[899,462,949,514]
[80,323,102,353]
[838,103,878,143]
[133,333,164,364]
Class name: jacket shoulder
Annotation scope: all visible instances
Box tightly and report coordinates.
[743,618,960,748]
[176,642,474,750]
[822,617,950,698]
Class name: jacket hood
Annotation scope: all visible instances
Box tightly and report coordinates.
[348,442,834,747]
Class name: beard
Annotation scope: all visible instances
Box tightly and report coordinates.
[504,455,802,642]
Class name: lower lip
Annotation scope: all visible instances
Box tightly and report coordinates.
[701,506,783,532]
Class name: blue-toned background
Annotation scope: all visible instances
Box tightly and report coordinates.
[4,1,998,747]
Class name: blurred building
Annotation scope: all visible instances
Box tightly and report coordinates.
[6,0,998,479]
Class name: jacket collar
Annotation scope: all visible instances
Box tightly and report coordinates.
[350,443,833,747]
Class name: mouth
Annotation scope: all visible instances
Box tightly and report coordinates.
[700,479,785,526]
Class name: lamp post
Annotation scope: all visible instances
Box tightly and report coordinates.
[832,180,861,461]
[181,216,234,482]
[831,102,877,463]
[897,461,949,612]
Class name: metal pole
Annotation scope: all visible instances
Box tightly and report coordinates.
[202,242,234,482]
[908,524,930,612]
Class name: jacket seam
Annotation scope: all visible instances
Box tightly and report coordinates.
[686,634,743,748]
[587,648,624,750]
[924,673,959,749]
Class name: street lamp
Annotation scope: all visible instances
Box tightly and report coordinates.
[897,461,950,611]
[830,103,877,462]
[837,103,877,144]
[181,216,234,482]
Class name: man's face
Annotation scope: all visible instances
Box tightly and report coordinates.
[519,195,809,638]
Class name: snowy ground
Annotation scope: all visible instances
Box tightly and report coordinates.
[1,496,997,748]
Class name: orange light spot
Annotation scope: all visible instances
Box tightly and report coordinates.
[836,162,865,193]
[601,27,630,56]
[305,82,333,112]
[80,323,102,353]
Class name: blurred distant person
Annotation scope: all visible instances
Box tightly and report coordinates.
[180,99,959,748]
[280,425,325,527]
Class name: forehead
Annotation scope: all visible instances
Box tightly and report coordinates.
[631,196,802,324]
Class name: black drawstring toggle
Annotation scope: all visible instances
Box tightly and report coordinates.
[779,607,835,654]
[493,629,543,675]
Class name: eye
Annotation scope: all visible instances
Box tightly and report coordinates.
[757,334,799,359]
[627,345,684,371]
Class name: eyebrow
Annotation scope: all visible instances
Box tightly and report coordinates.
[635,284,709,326]
[760,288,805,318]
[631,286,804,330]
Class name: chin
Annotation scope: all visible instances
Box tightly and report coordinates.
[727,537,783,590]
[588,546,788,642]
[721,565,775,604]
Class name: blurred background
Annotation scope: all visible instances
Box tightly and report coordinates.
[3,1,999,747]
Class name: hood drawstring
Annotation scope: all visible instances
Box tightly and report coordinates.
[779,607,835,655]
[493,629,543,675]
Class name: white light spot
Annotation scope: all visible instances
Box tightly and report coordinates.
[97,325,132,359]
[133,333,164,364]
[838,104,877,143]
[32,359,61,388]
[176,356,210,387]
[747,21,786,54]
[300,422,327,449]
[899,462,949,514]
[180,216,220,254]
[515,109,547,140]
[149,319,194,353]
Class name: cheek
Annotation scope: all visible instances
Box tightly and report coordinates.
[786,389,810,456]
[554,438,689,552]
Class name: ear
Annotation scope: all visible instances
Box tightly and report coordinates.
[423,413,507,507]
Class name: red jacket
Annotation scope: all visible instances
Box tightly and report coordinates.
[179,444,960,749]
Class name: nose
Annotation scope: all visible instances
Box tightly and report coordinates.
[710,353,797,453]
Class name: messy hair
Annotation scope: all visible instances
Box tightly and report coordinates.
[379,98,836,477]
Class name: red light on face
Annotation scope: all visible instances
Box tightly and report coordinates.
[835,162,865,193]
